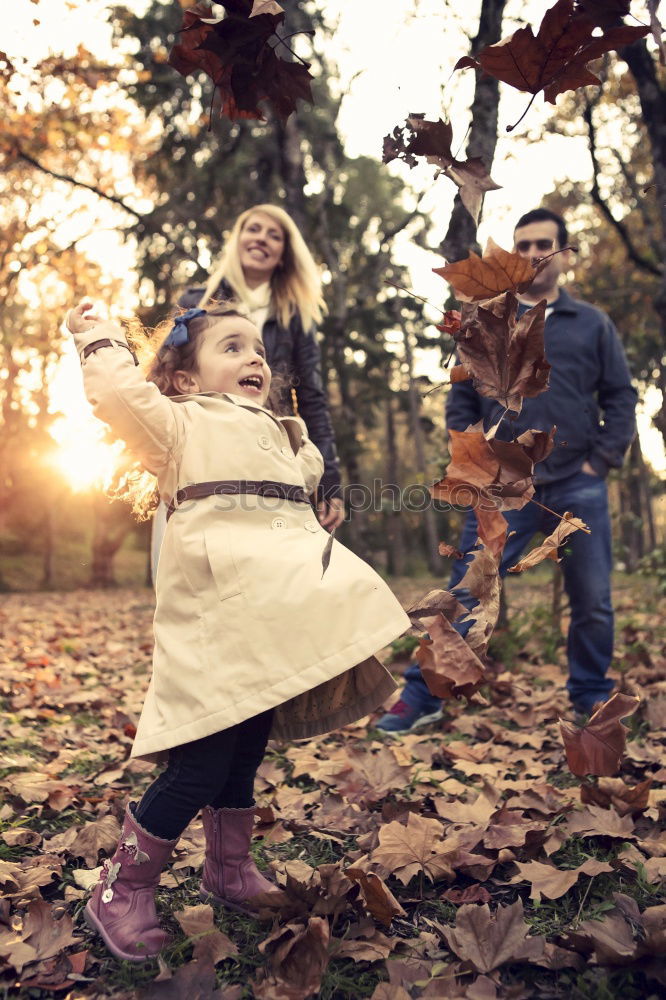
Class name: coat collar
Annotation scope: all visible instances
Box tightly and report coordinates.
[170,391,304,453]
[549,288,579,315]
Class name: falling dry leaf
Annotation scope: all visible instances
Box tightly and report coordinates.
[452,292,550,413]
[459,0,649,128]
[560,693,640,777]
[168,0,313,123]
[434,238,549,303]
[382,114,500,223]
[508,512,589,572]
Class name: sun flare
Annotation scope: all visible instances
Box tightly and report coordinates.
[48,415,125,493]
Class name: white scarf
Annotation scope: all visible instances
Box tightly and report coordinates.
[243,282,273,333]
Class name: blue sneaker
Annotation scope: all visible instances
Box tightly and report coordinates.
[375,698,444,736]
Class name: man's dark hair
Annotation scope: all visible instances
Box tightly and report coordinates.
[514,209,568,249]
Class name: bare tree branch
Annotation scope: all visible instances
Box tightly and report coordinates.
[583,97,662,277]
[16,147,146,222]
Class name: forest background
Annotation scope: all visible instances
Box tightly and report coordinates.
[1,0,665,594]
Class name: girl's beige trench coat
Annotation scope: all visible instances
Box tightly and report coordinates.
[74,321,410,762]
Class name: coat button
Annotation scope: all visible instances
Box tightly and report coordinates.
[258,434,272,450]
[271,517,287,530]
[281,445,294,457]
[304,520,319,532]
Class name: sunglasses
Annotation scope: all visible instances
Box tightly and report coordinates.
[515,239,555,254]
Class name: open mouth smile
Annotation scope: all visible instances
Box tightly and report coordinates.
[238,375,264,393]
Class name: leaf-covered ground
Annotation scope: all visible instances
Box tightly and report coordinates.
[0,578,665,999]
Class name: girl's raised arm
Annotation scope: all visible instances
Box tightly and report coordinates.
[65,303,184,475]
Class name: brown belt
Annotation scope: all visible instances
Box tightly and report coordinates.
[166,480,313,520]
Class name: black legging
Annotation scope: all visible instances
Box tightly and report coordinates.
[134,709,274,841]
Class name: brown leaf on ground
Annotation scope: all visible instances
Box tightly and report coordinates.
[62,814,121,866]
[510,858,613,900]
[453,293,550,413]
[174,904,238,963]
[12,898,80,973]
[442,885,492,905]
[442,899,544,972]
[434,238,547,302]
[565,804,636,840]
[560,693,640,777]
[346,869,406,927]
[256,917,330,1000]
[331,920,393,962]
[580,777,653,816]
[370,985,412,1000]
[16,950,87,993]
[371,813,457,885]
[508,512,589,573]
[140,958,219,999]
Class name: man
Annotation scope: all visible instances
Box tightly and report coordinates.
[377,208,637,734]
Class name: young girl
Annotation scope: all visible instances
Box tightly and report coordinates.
[66,299,410,963]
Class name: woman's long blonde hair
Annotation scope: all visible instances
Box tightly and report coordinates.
[200,204,326,331]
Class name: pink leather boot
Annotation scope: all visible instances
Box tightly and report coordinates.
[199,805,276,913]
[85,804,178,962]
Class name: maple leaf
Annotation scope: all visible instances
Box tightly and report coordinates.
[510,858,613,900]
[564,803,636,840]
[560,693,640,777]
[168,1,314,123]
[434,238,550,303]
[508,511,589,572]
[174,903,238,963]
[452,292,551,413]
[461,0,649,129]
[371,812,456,885]
[382,115,500,223]
[442,899,544,972]
[431,423,555,513]
[574,1,631,29]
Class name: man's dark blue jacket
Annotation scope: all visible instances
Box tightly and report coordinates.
[445,289,638,484]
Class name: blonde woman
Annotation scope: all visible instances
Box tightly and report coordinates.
[182,205,343,524]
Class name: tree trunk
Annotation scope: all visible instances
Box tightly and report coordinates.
[401,320,444,576]
[440,0,507,262]
[621,38,666,450]
[385,393,407,576]
[90,497,132,588]
[41,501,54,589]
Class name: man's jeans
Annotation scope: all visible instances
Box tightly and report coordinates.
[403,469,614,715]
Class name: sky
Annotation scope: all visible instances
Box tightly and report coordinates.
[8,0,666,476]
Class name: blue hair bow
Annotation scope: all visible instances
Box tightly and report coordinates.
[163,307,207,349]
